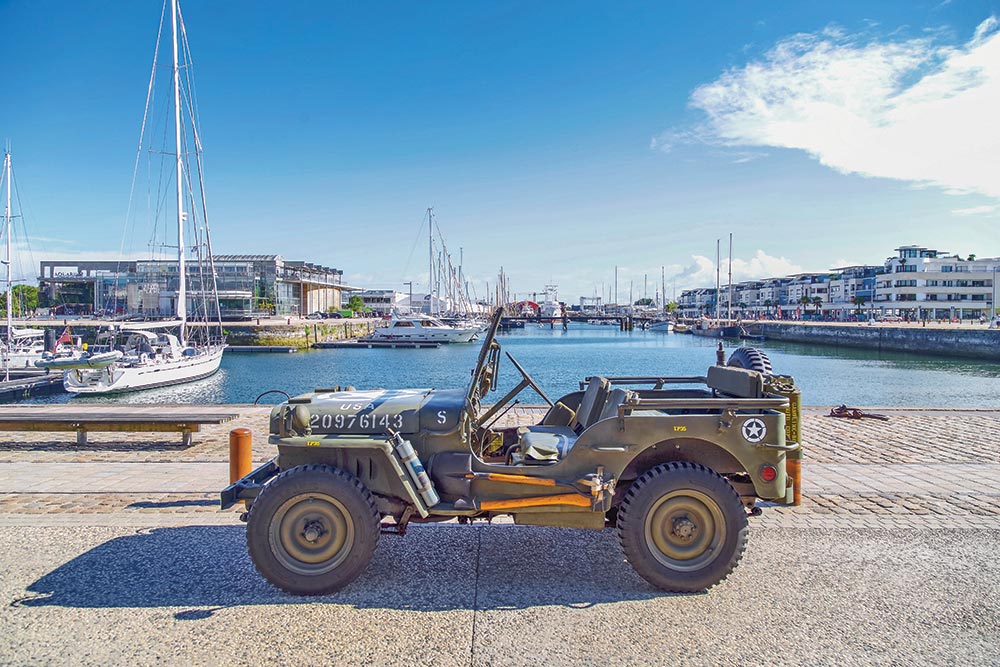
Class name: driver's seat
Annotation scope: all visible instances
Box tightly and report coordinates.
[516,378,612,461]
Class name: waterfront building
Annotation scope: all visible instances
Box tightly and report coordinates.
[876,245,999,320]
[38,255,357,318]
[358,289,411,315]
[825,266,879,319]
[676,243,1000,322]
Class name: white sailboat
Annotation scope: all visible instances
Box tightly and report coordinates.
[65,0,225,394]
[1,149,86,376]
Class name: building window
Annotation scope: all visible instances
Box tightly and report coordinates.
[942,266,953,272]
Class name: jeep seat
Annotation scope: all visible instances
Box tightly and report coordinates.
[516,377,609,461]
[520,386,634,461]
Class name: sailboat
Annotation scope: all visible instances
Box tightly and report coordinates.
[64,0,225,394]
[371,207,479,343]
[0,149,86,376]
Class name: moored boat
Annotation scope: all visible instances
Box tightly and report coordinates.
[364,314,479,344]
[64,0,226,394]
[648,319,675,333]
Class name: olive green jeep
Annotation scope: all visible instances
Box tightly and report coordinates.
[222,308,802,595]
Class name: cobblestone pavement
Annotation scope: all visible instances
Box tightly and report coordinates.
[0,405,998,527]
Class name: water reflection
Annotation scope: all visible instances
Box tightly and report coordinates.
[26,323,1000,408]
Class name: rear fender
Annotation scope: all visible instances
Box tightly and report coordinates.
[617,436,788,502]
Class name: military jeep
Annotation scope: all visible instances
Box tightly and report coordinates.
[222,308,802,595]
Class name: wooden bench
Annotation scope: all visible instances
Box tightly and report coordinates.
[0,405,240,446]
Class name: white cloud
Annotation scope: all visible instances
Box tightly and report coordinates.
[659,17,1000,199]
[672,250,804,291]
[951,204,997,216]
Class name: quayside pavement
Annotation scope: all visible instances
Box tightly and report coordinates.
[0,405,997,666]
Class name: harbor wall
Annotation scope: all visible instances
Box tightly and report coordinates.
[19,320,376,350]
[758,323,1000,361]
[223,321,375,349]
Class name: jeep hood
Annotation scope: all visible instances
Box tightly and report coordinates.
[303,387,466,435]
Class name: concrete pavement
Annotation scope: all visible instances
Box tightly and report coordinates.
[0,405,998,666]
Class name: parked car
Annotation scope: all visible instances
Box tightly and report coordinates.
[306,312,325,320]
[325,312,343,319]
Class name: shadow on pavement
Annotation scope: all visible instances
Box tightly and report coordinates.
[17,524,667,614]
[0,439,190,452]
[127,500,218,509]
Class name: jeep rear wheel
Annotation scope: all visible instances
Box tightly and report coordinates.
[617,462,747,593]
[247,464,379,595]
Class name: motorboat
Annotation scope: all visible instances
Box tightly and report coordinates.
[648,319,675,333]
[365,314,479,344]
[35,348,124,371]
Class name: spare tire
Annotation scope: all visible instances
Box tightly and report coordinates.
[727,347,772,374]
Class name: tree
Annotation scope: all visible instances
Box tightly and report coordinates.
[852,295,867,316]
[968,254,977,262]
[0,285,39,317]
[812,296,823,314]
[347,295,365,313]
[634,297,653,307]
[665,302,679,313]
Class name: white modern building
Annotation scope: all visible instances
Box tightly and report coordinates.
[675,243,999,322]
[877,245,999,320]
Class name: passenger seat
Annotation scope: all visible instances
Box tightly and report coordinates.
[518,381,639,462]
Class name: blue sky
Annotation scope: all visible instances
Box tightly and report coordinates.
[1,1,997,304]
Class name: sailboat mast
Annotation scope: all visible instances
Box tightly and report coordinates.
[171,0,187,345]
[427,207,434,316]
[3,149,11,366]
[727,232,733,323]
[715,239,721,325]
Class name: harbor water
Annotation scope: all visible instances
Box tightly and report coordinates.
[26,323,1000,408]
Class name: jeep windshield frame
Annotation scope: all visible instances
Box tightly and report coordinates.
[467,307,505,404]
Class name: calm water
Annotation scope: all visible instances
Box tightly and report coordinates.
[28,323,1000,408]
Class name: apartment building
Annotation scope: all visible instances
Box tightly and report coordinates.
[676,244,999,321]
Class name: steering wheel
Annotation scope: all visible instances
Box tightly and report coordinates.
[505,351,553,407]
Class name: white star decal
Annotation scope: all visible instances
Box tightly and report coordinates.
[742,418,767,443]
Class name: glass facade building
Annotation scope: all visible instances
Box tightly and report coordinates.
[39,255,352,319]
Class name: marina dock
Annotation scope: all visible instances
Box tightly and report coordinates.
[0,374,64,403]
[312,340,441,349]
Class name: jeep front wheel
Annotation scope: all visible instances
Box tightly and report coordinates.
[617,462,747,593]
[247,464,380,595]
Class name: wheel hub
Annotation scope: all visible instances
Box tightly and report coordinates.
[644,489,727,572]
[269,493,355,576]
[671,517,698,542]
[301,519,327,544]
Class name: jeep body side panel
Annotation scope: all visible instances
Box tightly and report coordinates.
[272,435,430,517]
[468,411,789,502]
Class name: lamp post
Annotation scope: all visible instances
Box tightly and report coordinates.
[403,281,413,315]
[992,266,997,323]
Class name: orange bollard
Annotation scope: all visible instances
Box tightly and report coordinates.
[229,428,253,484]
[786,454,802,506]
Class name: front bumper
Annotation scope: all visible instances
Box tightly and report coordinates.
[220,459,279,510]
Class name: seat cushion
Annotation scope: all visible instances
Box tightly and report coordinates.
[573,377,610,432]
[519,425,577,461]
[597,388,633,421]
